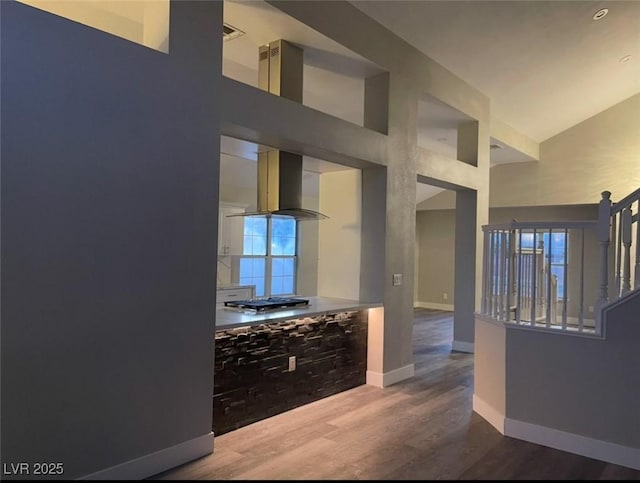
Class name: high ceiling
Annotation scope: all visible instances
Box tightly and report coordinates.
[30,0,634,202]
[351,0,640,142]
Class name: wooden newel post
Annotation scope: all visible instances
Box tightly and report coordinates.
[597,191,612,315]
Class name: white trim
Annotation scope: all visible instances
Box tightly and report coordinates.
[366,370,384,387]
[79,432,214,480]
[505,419,640,471]
[366,364,414,388]
[415,301,454,311]
[472,394,505,434]
[382,363,414,386]
[452,340,474,353]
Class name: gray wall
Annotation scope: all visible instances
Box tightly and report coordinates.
[1,1,221,479]
[415,209,456,305]
[505,291,640,448]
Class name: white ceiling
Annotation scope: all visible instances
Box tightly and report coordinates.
[418,95,536,165]
[352,0,640,142]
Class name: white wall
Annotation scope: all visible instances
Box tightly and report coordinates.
[317,169,362,300]
[492,94,640,207]
[20,0,169,53]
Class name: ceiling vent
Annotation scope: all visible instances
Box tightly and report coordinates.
[223,23,244,41]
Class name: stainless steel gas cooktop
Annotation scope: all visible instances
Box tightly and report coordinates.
[223,297,310,313]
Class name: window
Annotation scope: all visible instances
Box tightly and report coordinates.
[239,216,297,297]
[520,231,568,299]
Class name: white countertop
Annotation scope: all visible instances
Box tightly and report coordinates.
[215,296,382,331]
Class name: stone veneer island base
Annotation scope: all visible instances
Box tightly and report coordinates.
[213,310,368,435]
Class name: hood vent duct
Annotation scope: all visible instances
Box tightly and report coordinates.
[228,39,328,222]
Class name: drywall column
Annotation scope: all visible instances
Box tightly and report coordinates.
[361,73,388,304]
[454,121,490,351]
[363,66,417,386]
[360,166,386,303]
[360,166,386,386]
[455,190,479,350]
[379,73,418,385]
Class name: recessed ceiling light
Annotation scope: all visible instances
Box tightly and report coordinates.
[592,8,608,20]
[620,55,633,63]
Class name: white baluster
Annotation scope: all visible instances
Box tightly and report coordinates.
[482,230,489,314]
[530,229,538,325]
[596,191,612,320]
[612,214,620,300]
[621,207,632,295]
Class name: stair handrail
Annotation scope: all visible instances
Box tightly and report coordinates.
[599,188,640,312]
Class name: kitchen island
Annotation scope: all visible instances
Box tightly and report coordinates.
[213,296,381,435]
[215,296,381,329]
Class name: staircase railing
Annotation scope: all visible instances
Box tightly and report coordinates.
[479,188,639,337]
[598,189,640,309]
[481,220,599,334]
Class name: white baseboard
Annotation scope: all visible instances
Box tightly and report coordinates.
[79,432,214,480]
[505,418,640,471]
[415,301,454,311]
[367,363,414,388]
[452,340,474,353]
[473,395,639,470]
[366,370,384,387]
[472,394,505,434]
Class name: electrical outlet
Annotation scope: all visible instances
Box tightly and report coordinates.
[288,356,296,372]
[443,293,448,300]
[393,273,402,286]
[588,305,594,313]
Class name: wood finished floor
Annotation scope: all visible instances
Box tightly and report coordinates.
[153,308,639,480]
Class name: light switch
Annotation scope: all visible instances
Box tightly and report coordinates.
[393,273,402,286]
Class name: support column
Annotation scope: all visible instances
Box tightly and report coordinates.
[361,73,417,387]
[454,190,478,351]
[454,119,490,352]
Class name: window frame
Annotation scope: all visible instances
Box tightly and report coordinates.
[238,216,297,297]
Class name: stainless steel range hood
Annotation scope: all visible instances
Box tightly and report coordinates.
[228,39,328,221]
[228,149,327,220]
